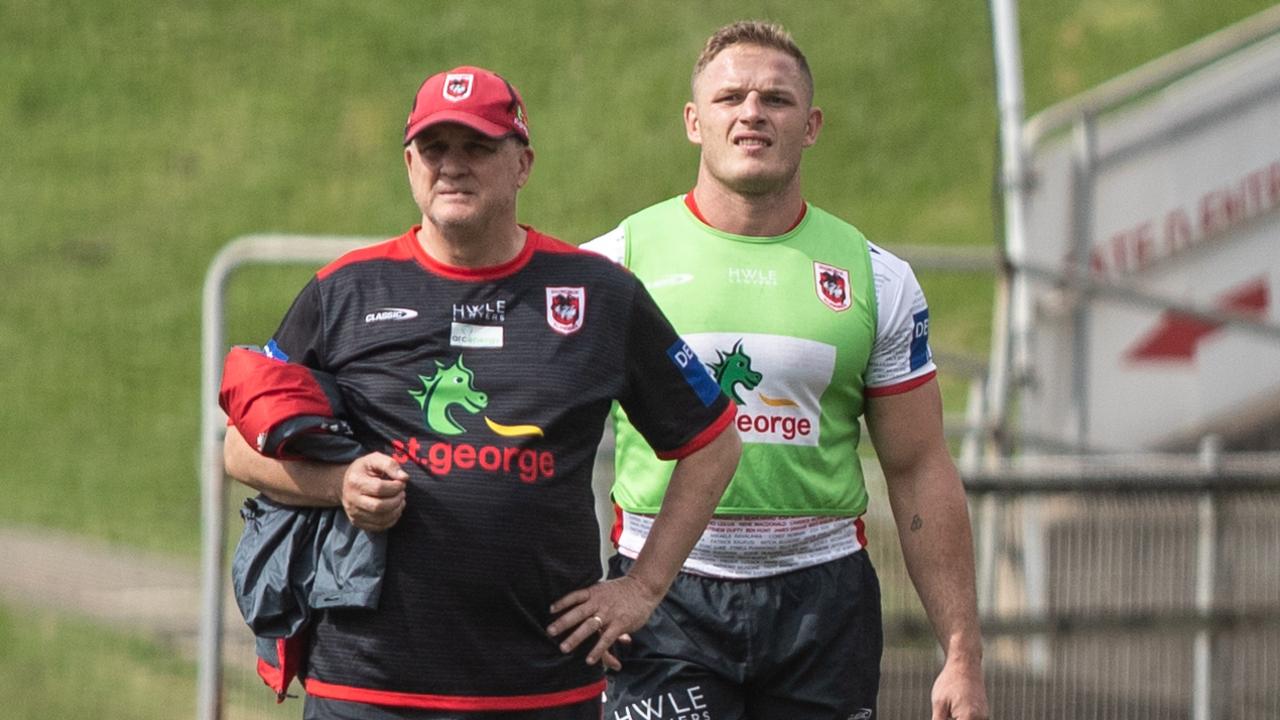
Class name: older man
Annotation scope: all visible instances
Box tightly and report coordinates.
[225,65,741,720]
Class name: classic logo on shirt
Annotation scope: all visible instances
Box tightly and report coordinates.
[649,273,694,289]
[443,73,473,102]
[396,355,554,483]
[814,261,852,312]
[546,286,585,335]
[364,307,419,323]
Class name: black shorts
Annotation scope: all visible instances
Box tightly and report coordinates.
[303,697,601,720]
[605,551,882,720]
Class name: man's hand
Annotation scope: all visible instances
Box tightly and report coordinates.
[546,575,661,670]
[931,650,989,720]
[341,452,408,531]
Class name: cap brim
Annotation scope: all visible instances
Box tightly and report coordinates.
[403,111,513,144]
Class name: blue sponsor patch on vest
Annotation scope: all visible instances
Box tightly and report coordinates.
[264,338,289,362]
[910,310,931,370]
[667,340,721,407]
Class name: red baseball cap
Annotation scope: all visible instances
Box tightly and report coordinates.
[403,66,530,145]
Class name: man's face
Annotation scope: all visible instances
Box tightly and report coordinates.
[685,44,822,197]
[405,124,533,233]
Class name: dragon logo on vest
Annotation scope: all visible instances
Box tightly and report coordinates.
[410,356,488,435]
[707,340,762,405]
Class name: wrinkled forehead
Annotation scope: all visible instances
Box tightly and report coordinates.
[693,44,811,101]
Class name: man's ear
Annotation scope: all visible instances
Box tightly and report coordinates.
[684,102,702,146]
[515,144,534,189]
[803,106,824,148]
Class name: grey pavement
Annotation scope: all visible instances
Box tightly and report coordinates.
[0,523,252,657]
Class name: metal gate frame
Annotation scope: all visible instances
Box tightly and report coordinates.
[197,235,376,720]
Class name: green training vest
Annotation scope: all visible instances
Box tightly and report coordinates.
[613,196,878,516]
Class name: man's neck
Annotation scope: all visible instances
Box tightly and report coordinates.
[689,176,806,237]
[416,220,527,269]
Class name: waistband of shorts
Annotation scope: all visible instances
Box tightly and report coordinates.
[304,677,606,712]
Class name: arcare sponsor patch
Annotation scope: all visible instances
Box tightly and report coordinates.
[667,339,722,407]
[450,322,503,348]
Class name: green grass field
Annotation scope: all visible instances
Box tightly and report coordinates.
[5,0,1273,555]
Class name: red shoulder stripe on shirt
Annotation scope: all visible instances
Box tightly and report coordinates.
[864,370,936,398]
[304,677,606,712]
[655,403,737,461]
[316,233,415,280]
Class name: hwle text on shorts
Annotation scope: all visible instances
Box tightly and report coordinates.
[612,685,710,720]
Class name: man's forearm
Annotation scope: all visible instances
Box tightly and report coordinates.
[222,428,345,507]
[887,454,983,661]
[626,427,741,598]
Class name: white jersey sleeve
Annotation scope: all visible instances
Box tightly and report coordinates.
[865,241,936,394]
[580,226,626,265]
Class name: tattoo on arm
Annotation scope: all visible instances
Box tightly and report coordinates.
[911,514,923,532]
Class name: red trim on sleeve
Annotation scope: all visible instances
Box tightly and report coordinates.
[864,370,936,398]
[303,677,606,712]
[655,403,737,461]
[683,192,807,233]
[316,235,415,280]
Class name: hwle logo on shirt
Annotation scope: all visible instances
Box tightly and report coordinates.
[452,300,506,323]
[451,299,508,348]
[727,266,778,286]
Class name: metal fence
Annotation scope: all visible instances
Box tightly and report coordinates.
[862,453,1280,720]
[203,437,1280,720]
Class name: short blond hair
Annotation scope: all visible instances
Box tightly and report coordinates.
[692,21,813,101]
